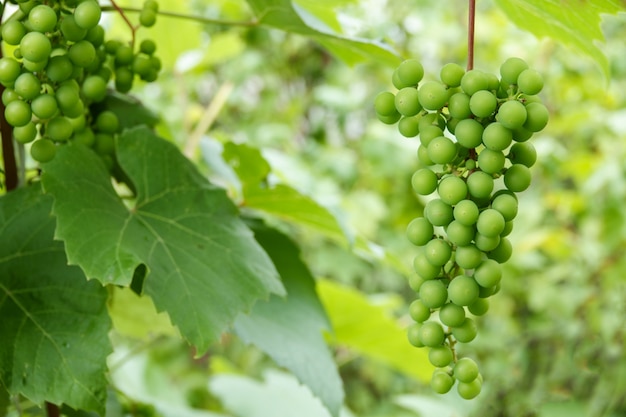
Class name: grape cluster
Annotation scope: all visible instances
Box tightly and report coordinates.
[0,0,161,164]
[375,58,548,399]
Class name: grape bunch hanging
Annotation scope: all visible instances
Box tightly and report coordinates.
[0,0,161,164]
[375,58,548,399]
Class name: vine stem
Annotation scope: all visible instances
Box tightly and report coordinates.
[108,0,138,46]
[99,5,259,27]
[467,0,476,71]
[0,7,18,191]
[45,402,60,417]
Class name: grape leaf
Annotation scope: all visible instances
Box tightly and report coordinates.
[41,127,285,352]
[317,279,433,382]
[494,0,623,76]
[245,0,400,66]
[234,222,343,417]
[0,185,111,413]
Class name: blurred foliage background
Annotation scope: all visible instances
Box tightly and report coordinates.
[12,0,626,416]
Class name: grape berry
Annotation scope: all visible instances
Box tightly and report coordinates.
[0,0,162,163]
[375,58,548,399]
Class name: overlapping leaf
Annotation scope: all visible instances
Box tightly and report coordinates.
[0,185,111,413]
[495,0,624,76]
[41,127,285,352]
[234,222,343,417]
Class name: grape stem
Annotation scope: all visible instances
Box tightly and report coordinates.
[467,0,476,71]
[0,7,19,192]
[100,5,259,27]
[108,0,138,46]
[45,402,60,417]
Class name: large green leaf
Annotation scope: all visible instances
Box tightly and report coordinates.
[0,185,111,413]
[234,222,343,417]
[41,127,285,352]
[317,279,432,382]
[495,0,623,76]
[245,0,400,66]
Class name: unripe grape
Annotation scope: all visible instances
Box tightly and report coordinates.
[488,237,513,263]
[439,302,466,327]
[13,122,38,144]
[418,321,446,347]
[407,323,424,347]
[413,253,441,280]
[431,371,455,394]
[477,208,505,237]
[82,75,108,102]
[419,280,448,309]
[140,39,157,55]
[448,92,471,119]
[406,217,434,246]
[419,125,443,146]
[491,192,518,221]
[448,275,479,306]
[455,245,483,269]
[46,116,73,141]
[411,168,438,195]
[466,171,493,199]
[398,116,420,137]
[482,122,512,151]
[500,57,528,85]
[427,136,457,165]
[460,70,489,96]
[14,73,41,100]
[417,145,434,166]
[440,62,465,87]
[504,164,532,192]
[74,0,102,30]
[409,299,431,323]
[457,378,482,400]
[377,112,401,125]
[468,298,489,316]
[5,100,32,126]
[469,90,497,118]
[30,138,56,162]
[418,81,448,110]
[446,221,474,246]
[1,20,27,45]
[139,9,157,27]
[419,112,445,130]
[95,110,120,133]
[115,67,134,93]
[144,0,160,12]
[451,317,477,343]
[425,199,453,226]
[454,118,483,149]
[429,346,454,367]
[31,94,58,119]
[517,69,543,95]
[477,149,505,174]
[46,55,74,82]
[68,40,96,67]
[512,127,533,143]
[2,88,20,105]
[72,128,96,147]
[454,357,479,383]
[497,100,527,130]
[474,233,500,252]
[61,15,87,41]
[86,25,106,47]
[523,102,549,132]
[28,5,58,33]
[395,87,421,116]
[508,142,537,167]
[95,133,115,155]
[0,57,20,86]
[19,31,52,62]
[438,175,467,205]
[396,59,424,87]
[424,239,452,266]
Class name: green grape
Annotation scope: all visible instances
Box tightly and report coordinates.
[451,317,477,343]
[407,323,424,347]
[454,357,479,383]
[482,122,512,151]
[20,31,52,62]
[468,298,489,316]
[406,217,434,246]
[417,145,434,166]
[491,192,518,221]
[115,45,134,66]
[446,220,474,246]
[55,84,80,113]
[455,245,483,269]
[419,125,443,146]
[474,233,500,252]
[496,100,527,130]
[72,127,96,146]
[440,62,465,87]
[523,102,549,132]
[479,284,499,298]
[144,0,159,11]
[469,90,497,118]
[419,280,448,309]
[453,200,478,226]
[418,81,448,110]
[439,302,466,327]
[2,88,20,105]
[419,112,446,130]
[446,117,460,134]
[431,371,455,394]
[477,148,505,174]
[398,116,420,137]
[61,15,88,41]
[86,25,105,47]
[466,171,493,199]
[394,87,421,116]
[500,57,528,85]
[438,175,467,205]
[22,58,48,72]
[418,321,446,347]
[5,100,32,126]
[424,238,452,266]
[460,70,489,96]
[140,39,157,55]
[409,272,427,292]
[429,346,454,367]
[517,69,543,95]
[115,67,134,93]
[504,164,532,192]
[454,118,483,149]
[13,122,38,144]
[425,199,453,226]
[448,275,479,306]
[28,4,58,33]
[14,73,41,100]
[377,112,401,125]
[46,116,73,141]
[30,138,56,162]
[1,20,27,45]
[501,220,514,237]
[132,55,152,77]
[95,110,120,134]
[476,209,505,237]
[68,40,96,67]
[104,39,122,54]
[508,142,537,167]
[413,253,441,280]
[427,136,457,165]
[82,75,107,102]
[61,97,85,118]
[448,92,471,119]
[488,237,513,263]
[411,168,438,195]
[512,126,533,142]
[95,133,115,155]
[68,114,86,131]
[31,94,58,119]
[0,57,22,86]
[74,0,102,29]
[409,299,431,322]
[457,378,482,400]
[46,55,74,82]
[396,59,424,87]
[139,9,157,27]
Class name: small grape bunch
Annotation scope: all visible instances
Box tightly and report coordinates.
[0,0,162,164]
[375,58,548,399]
